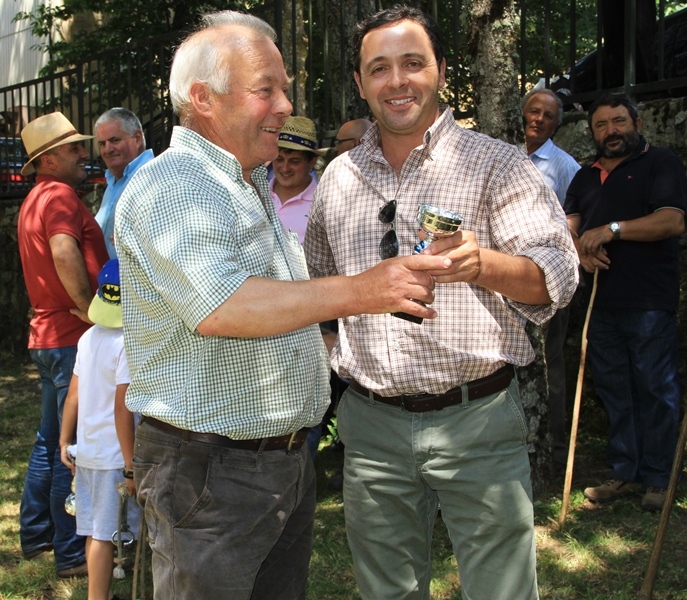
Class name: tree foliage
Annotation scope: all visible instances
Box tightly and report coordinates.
[13,0,253,76]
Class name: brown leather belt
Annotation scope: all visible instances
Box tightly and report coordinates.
[348,365,515,413]
[140,416,309,451]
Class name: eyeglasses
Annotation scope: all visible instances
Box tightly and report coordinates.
[378,200,398,259]
[333,137,357,146]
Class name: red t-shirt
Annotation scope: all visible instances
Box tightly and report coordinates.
[18,175,109,349]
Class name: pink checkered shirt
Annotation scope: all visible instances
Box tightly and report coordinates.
[305,107,579,396]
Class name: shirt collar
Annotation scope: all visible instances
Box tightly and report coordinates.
[592,135,650,168]
[269,175,316,203]
[170,126,246,181]
[530,138,556,160]
[104,148,155,186]
[360,104,455,160]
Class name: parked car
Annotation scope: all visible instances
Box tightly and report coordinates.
[0,137,31,195]
[0,135,106,199]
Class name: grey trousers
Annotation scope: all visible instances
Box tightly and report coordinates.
[133,421,316,600]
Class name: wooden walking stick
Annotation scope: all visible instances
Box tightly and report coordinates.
[637,412,687,599]
[559,268,599,527]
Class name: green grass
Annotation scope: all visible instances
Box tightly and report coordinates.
[1,358,686,599]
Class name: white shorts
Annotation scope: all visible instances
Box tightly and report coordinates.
[74,467,141,542]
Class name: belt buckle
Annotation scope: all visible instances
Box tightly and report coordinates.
[400,394,430,412]
[286,431,297,451]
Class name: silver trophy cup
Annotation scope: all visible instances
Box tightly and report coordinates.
[413,204,463,255]
[394,204,463,324]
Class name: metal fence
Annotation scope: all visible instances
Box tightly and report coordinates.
[3,0,687,201]
[0,29,180,200]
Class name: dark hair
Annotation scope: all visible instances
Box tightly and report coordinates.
[352,5,444,74]
[587,93,639,129]
[278,147,317,161]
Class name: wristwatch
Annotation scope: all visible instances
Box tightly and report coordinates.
[122,467,134,479]
[609,221,621,240]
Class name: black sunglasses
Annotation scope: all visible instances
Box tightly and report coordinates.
[378,200,399,259]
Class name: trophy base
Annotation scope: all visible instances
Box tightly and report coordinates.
[392,311,423,324]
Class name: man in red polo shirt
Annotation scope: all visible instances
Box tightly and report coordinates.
[17,112,108,578]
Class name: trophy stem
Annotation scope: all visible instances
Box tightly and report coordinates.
[413,233,436,255]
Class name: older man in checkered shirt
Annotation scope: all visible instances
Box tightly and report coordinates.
[305,6,579,600]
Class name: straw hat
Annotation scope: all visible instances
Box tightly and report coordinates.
[21,112,93,176]
[278,116,326,156]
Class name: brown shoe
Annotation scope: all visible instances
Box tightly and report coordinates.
[57,562,88,579]
[583,479,641,503]
[641,487,667,512]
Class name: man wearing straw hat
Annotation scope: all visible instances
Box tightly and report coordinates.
[17,111,109,577]
[269,115,326,244]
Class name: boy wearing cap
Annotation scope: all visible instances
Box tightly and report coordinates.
[270,115,326,244]
[17,111,108,577]
[59,259,140,600]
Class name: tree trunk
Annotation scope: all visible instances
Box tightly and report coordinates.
[517,324,555,497]
[465,0,524,145]
[466,0,553,492]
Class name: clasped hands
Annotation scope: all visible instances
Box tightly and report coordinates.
[356,229,480,321]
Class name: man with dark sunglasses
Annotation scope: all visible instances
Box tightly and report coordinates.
[304,6,579,600]
[333,118,373,155]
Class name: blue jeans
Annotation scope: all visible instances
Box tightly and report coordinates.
[588,309,681,489]
[338,379,538,600]
[20,347,86,570]
[134,421,316,599]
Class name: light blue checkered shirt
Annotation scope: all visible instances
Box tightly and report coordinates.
[115,126,330,438]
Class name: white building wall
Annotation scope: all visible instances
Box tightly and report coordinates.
[0,0,58,89]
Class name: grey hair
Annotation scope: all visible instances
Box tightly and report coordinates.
[521,88,563,127]
[94,107,146,149]
[169,11,277,121]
